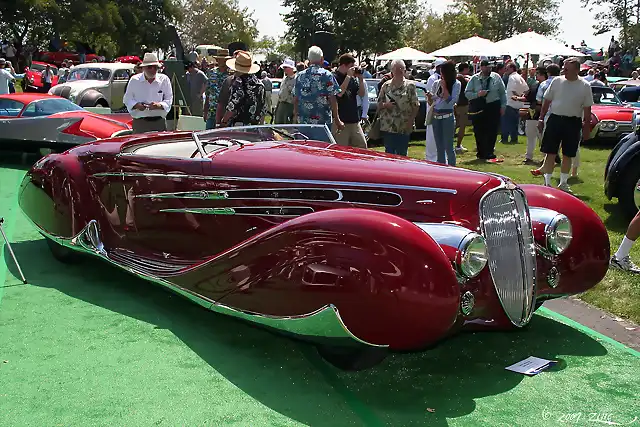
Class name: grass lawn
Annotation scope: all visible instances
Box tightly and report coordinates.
[371,132,640,324]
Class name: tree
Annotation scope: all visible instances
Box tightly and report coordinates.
[406,7,482,53]
[281,0,417,58]
[454,0,559,40]
[177,0,258,51]
[583,0,638,51]
[0,0,180,57]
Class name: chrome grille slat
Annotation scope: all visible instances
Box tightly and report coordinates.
[480,188,536,326]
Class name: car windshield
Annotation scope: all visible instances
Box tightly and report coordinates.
[194,125,336,155]
[21,98,85,117]
[0,99,25,117]
[67,67,111,82]
[367,83,377,99]
[592,87,623,106]
[30,63,58,75]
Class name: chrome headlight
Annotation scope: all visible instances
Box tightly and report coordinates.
[546,214,572,254]
[457,234,488,278]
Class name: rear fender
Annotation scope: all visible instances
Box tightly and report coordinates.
[178,208,461,350]
[19,154,98,239]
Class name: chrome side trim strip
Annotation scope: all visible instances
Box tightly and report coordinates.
[135,191,229,200]
[160,206,314,217]
[91,172,457,194]
[30,218,387,348]
[135,187,403,207]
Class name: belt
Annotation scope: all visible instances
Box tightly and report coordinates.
[135,116,163,122]
[433,112,454,119]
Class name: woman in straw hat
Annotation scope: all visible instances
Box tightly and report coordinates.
[220,50,267,127]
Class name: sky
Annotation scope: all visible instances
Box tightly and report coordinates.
[237,0,619,51]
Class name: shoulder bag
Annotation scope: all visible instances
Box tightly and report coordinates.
[468,77,490,117]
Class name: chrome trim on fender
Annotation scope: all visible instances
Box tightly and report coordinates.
[91,172,458,194]
[30,218,387,348]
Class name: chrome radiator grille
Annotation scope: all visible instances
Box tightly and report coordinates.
[480,188,536,326]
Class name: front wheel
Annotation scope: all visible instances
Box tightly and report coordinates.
[617,159,640,219]
[316,345,388,371]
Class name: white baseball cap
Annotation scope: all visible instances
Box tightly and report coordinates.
[280,58,296,69]
[433,58,447,67]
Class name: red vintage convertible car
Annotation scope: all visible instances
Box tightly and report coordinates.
[23,61,59,93]
[0,93,132,155]
[589,86,640,141]
[19,125,610,370]
[38,51,104,67]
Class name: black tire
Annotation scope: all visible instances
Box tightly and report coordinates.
[617,159,640,219]
[95,100,109,107]
[316,345,388,371]
[45,237,78,263]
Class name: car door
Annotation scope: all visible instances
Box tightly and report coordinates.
[110,68,131,110]
[105,143,219,260]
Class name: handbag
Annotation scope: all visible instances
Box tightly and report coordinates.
[367,115,381,140]
[468,77,489,117]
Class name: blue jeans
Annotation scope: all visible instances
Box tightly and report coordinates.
[205,114,216,130]
[432,113,456,166]
[383,132,410,156]
[501,106,519,142]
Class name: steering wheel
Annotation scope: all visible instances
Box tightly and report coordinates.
[189,136,244,158]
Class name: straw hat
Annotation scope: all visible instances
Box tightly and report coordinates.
[226,50,260,74]
[212,48,231,59]
[140,52,162,67]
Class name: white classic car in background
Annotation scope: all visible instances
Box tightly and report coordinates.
[49,63,135,110]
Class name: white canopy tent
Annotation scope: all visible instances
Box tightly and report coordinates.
[376,47,437,61]
[429,36,501,57]
[493,30,587,57]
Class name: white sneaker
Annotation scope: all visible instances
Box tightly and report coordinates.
[610,255,640,273]
[455,146,468,153]
[558,183,573,194]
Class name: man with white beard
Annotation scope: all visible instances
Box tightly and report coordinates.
[425,58,446,162]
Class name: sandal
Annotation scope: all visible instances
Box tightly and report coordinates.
[530,169,543,177]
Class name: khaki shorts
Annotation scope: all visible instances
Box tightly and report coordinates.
[332,122,367,149]
[455,104,469,128]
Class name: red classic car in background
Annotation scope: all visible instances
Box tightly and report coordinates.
[19,125,610,370]
[115,56,141,64]
[37,51,105,67]
[0,93,132,155]
[23,61,59,93]
[589,86,639,141]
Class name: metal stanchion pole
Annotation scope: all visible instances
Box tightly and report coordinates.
[0,218,27,284]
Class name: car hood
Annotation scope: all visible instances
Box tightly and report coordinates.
[206,141,500,219]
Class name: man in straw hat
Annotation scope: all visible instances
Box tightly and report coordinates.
[274,58,296,124]
[220,50,266,127]
[123,52,173,133]
[204,48,232,129]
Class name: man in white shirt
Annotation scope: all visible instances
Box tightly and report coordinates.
[531,57,593,193]
[425,58,446,162]
[123,53,173,133]
[502,63,529,144]
[0,58,16,95]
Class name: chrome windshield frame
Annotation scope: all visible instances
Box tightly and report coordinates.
[193,124,337,145]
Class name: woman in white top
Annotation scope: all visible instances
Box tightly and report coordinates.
[42,64,54,92]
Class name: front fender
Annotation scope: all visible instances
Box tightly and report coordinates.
[79,90,107,107]
[174,209,461,350]
[520,184,609,296]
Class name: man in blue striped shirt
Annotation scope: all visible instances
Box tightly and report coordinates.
[465,60,507,162]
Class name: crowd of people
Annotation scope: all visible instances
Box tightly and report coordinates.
[121,44,626,198]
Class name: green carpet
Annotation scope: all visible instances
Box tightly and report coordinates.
[0,165,638,427]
